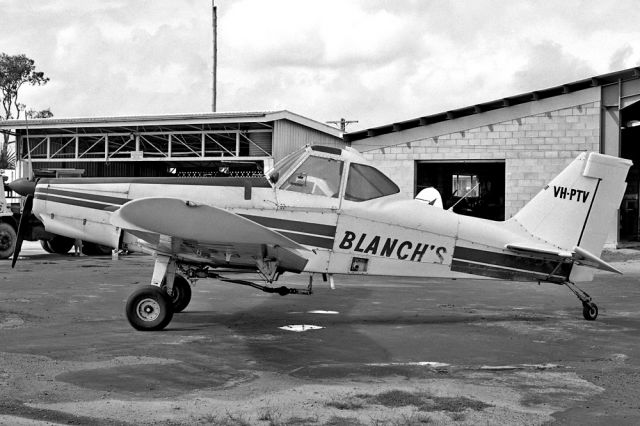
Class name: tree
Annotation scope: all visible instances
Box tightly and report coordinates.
[0,53,50,170]
[27,108,54,119]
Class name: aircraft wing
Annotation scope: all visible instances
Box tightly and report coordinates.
[111,197,310,250]
[110,197,311,272]
[505,242,621,274]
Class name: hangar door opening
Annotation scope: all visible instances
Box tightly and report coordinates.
[415,161,505,220]
[620,100,640,242]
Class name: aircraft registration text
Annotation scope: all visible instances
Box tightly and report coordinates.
[553,186,590,203]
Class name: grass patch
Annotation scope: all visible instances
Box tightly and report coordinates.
[355,389,492,413]
[195,411,253,426]
[371,412,434,425]
[326,398,365,410]
[284,415,320,425]
[257,407,282,424]
[323,416,365,426]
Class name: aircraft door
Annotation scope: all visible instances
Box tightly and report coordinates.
[329,161,455,277]
[272,154,344,271]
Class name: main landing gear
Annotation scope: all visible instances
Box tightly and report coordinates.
[124,255,314,331]
[564,281,598,321]
[125,256,192,331]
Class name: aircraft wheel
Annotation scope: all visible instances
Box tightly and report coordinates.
[0,222,17,259]
[162,275,192,313]
[40,239,54,253]
[47,235,74,254]
[125,285,174,331]
[582,302,598,321]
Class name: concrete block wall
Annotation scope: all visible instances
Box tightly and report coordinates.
[362,101,600,219]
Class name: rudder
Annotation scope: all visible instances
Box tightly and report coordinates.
[510,153,632,270]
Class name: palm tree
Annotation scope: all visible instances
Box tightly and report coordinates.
[0,146,15,170]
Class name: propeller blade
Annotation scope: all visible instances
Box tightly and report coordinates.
[12,194,34,268]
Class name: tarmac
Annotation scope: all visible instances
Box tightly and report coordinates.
[0,242,639,425]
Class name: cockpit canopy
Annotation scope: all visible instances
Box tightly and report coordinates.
[268,145,400,202]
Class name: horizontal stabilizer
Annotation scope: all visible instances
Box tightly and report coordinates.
[572,246,621,275]
[111,197,311,252]
[505,242,573,258]
[505,242,621,274]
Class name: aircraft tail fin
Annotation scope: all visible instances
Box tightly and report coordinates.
[509,152,631,281]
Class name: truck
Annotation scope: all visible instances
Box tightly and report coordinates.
[0,176,19,259]
[1,169,111,259]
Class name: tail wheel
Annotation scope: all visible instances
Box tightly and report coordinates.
[582,302,598,321]
[125,285,174,331]
[0,222,17,259]
[162,274,192,313]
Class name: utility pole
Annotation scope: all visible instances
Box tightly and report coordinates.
[327,118,358,132]
[212,0,217,112]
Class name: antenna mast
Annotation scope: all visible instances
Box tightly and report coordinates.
[327,118,358,132]
[212,0,218,112]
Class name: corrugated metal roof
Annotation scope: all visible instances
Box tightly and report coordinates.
[0,110,343,138]
[345,66,640,143]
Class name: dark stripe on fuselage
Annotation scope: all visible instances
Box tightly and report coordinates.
[35,193,119,212]
[36,187,128,205]
[38,176,272,187]
[278,231,334,249]
[452,246,572,283]
[240,214,336,237]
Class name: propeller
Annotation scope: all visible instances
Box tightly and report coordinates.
[11,193,33,268]
[6,177,36,197]
[10,107,37,268]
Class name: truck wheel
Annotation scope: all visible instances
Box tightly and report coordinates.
[40,239,54,253]
[81,241,112,256]
[47,235,74,254]
[0,222,17,259]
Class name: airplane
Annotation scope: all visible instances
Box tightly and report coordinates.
[8,145,632,331]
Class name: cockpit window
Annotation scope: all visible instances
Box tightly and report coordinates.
[268,148,306,184]
[280,156,344,198]
[345,163,400,202]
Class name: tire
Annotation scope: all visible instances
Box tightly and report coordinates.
[125,285,174,331]
[0,222,17,259]
[582,302,598,321]
[40,239,54,253]
[81,241,112,256]
[162,274,192,313]
[47,235,74,254]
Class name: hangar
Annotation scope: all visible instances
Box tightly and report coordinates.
[0,110,344,179]
[345,67,640,248]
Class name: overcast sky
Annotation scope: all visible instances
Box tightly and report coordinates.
[2,0,639,131]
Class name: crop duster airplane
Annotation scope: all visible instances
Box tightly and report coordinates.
[9,145,632,331]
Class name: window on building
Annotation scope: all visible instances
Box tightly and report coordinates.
[345,163,400,202]
[451,174,479,198]
[416,161,505,220]
[280,156,343,197]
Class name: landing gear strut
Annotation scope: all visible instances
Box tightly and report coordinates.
[564,281,598,321]
[125,255,188,331]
